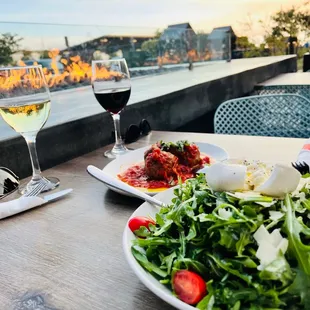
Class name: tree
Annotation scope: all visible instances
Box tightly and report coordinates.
[260,4,310,55]
[0,33,21,65]
[300,7,310,36]
[271,8,302,37]
[141,39,158,57]
[270,5,310,40]
[235,36,265,58]
[141,29,162,58]
[154,29,162,39]
[22,50,32,60]
[264,35,287,55]
[40,50,50,59]
[236,36,255,50]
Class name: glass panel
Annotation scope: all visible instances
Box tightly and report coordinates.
[0,22,231,74]
[0,21,232,140]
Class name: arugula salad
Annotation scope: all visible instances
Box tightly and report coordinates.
[129,174,310,309]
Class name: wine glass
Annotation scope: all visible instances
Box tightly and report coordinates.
[0,65,60,195]
[92,59,131,158]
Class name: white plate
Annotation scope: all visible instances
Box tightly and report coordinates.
[123,187,195,310]
[102,142,228,196]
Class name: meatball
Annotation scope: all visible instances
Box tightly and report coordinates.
[161,141,202,168]
[144,143,160,160]
[181,144,202,168]
[145,147,178,180]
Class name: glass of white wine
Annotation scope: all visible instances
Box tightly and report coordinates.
[0,65,59,194]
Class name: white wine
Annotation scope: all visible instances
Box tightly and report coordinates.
[0,100,51,134]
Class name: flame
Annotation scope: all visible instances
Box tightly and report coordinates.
[1,45,210,93]
[4,104,43,115]
[158,51,181,65]
[48,48,60,76]
[0,49,89,91]
[158,48,211,65]
[0,62,44,92]
[40,50,121,88]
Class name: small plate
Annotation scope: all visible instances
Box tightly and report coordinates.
[102,142,228,196]
[123,187,195,310]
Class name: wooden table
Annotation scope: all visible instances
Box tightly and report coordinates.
[0,131,306,310]
[257,72,310,86]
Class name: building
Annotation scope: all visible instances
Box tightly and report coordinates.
[62,35,154,67]
[207,26,237,60]
[159,23,197,63]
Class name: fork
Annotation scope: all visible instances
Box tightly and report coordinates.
[23,180,47,197]
[291,161,310,175]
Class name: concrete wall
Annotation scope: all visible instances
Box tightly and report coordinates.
[0,56,297,178]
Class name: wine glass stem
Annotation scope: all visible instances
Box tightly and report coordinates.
[23,134,42,181]
[112,113,123,147]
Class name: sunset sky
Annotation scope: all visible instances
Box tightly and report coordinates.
[0,0,308,49]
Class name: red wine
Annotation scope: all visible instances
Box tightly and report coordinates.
[94,88,131,114]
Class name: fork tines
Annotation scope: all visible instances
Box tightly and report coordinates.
[23,181,47,197]
[291,161,310,175]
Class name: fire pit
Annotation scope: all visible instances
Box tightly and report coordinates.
[18,49,193,93]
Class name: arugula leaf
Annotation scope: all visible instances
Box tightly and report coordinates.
[162,252,177,274]
[288,268,310,306]
[219,228,238,250]
[131,246,167,278]
[283,195,310,276]
[222,287,258,306]
[197,294,215,310]
[195,190,212,205]
[179,231,186,257]
[259,252,294,287]
[196,213,217,223]
[155,213,165,226]
[166,197,196,228]
[186,221,197,241]
[173,257,209,277]
[134,237,179,247]
[243,205,258,218]
[232,300,241,310]
[207,253,253,285]
[160,140,190,152]
[239,196,274,206]
[133,226,151,238]
[197,280,215,310]
[131,176,310,309]
[153,219,173,236]
[230,257,257,269]
[236,231,252,256]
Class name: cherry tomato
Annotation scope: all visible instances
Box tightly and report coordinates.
[128,216,156,235]
[172,270,207,305]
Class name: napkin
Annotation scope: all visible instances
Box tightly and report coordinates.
[0,196,45,219]
[296,138,310,166]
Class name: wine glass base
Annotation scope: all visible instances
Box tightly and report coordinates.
[104,146,130,159]
[19,176,60,195]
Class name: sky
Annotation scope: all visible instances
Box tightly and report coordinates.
[0,0,307,49]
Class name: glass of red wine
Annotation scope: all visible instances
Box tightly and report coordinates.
[92,59,131,158]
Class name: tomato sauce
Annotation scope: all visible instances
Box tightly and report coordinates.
[202,155,210,164]
[118,155,210,190]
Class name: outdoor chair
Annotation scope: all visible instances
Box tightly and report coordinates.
[214,94,310,138]
[254,84,310,101]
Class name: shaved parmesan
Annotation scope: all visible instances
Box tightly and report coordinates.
[218,208,232,219]
[253,225,269,245]
[269,211,284,222]
[253,225,288,270]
